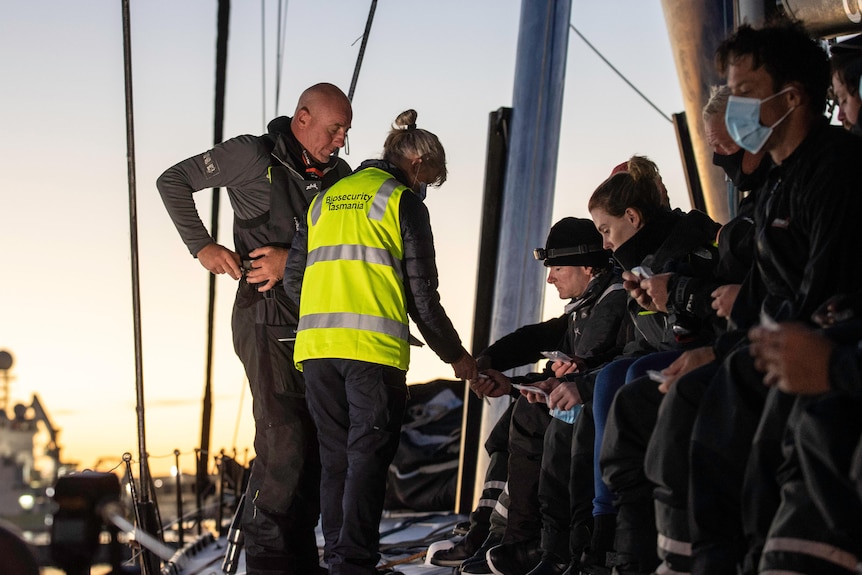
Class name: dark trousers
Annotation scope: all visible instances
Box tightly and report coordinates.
[645,362,716,573]
[232,291,321,575]
[739,385,795,573]
[504,396,552,544]
[688,346,768,575]
[473,402,513,540]
[757,393,862,574]
[539,404,596,563]
[600,376,664,574]
[303,358,408,575]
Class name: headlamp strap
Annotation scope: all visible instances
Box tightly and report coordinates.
[534,243,604,260]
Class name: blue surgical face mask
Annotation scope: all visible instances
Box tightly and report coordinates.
[725,86,796,154]
[550,404,582,425]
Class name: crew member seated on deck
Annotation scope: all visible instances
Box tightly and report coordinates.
[445,217,628,575]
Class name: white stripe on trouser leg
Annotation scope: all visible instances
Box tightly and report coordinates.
[657,533,692,557]
[763,537,859,572]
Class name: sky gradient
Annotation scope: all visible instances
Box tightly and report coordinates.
[0,0,688,477]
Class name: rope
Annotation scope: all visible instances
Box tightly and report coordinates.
[569,23,673,124]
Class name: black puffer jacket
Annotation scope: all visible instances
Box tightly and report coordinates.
[612,208,721,353]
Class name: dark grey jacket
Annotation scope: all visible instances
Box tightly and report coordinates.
[156,116,351,259]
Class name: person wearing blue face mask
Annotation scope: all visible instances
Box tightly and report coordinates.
[642,20,862,575]
[724,86,799,154]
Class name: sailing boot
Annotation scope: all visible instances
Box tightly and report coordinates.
[431,522,491,566]
[607,499,658,575]
[459,534,503,574]
[579,514,617,575]
[525,558,569,575]
[486,539,543,575]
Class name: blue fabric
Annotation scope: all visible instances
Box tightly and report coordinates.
[592,351,682,515]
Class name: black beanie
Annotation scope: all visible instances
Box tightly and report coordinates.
[539,217,611,268]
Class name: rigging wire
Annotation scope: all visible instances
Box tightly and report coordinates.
[569,23,673,124]
[275,0,290,116]
[261,0,266,129]
[348,0,378,103]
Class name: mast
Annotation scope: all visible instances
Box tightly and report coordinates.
[198,0,230,504]
[660,0,734,223]
[120,2,159,573]
[463,0,572,511]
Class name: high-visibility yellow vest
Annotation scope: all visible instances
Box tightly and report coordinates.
[294,167,410,370]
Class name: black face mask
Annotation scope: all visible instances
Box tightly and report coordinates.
[712,149,764,191]
[851,116,862,138]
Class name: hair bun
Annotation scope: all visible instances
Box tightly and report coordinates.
[393,109,419,131]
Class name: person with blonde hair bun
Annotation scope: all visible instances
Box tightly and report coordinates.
[284,109,476,575]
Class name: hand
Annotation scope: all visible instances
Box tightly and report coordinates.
[551,359,581,378]
[451,349,479,381]
[623,270,666,312]
[246,245,290,292]
[656,346,715,393]
[711,284,741,319]
[548,380,582,410]
[519,378,557,404]
[196,243,242,280]
[470,369,511,398]
[748,323,833,395]
[622,270,651,310]
[640,273,673,313]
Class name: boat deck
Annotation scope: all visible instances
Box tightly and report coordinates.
[158,510,468,575]
[376,511,466,574]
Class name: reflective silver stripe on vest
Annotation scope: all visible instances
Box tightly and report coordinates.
[297,312,409,341]
[306,244,402,279]
[762,537,859,572]
[368,178,399,221]
[310,189,328,225]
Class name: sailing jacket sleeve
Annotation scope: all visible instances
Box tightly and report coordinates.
[399,190,465,364]
[478,314,569,373]
[156,135,273,256]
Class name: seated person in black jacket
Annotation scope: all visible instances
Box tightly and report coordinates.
[430,218,627,575]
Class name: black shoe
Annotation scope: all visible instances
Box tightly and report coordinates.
[459,534,503,574]
[609,563,652,575]
[486,541,543,575]
[461,555,493,574]
[579,548,615,575]
[526,558,569,575]
[432,538,480,567]
[431,528,492,567]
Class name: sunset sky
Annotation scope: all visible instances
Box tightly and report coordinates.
[1,0,689,478]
